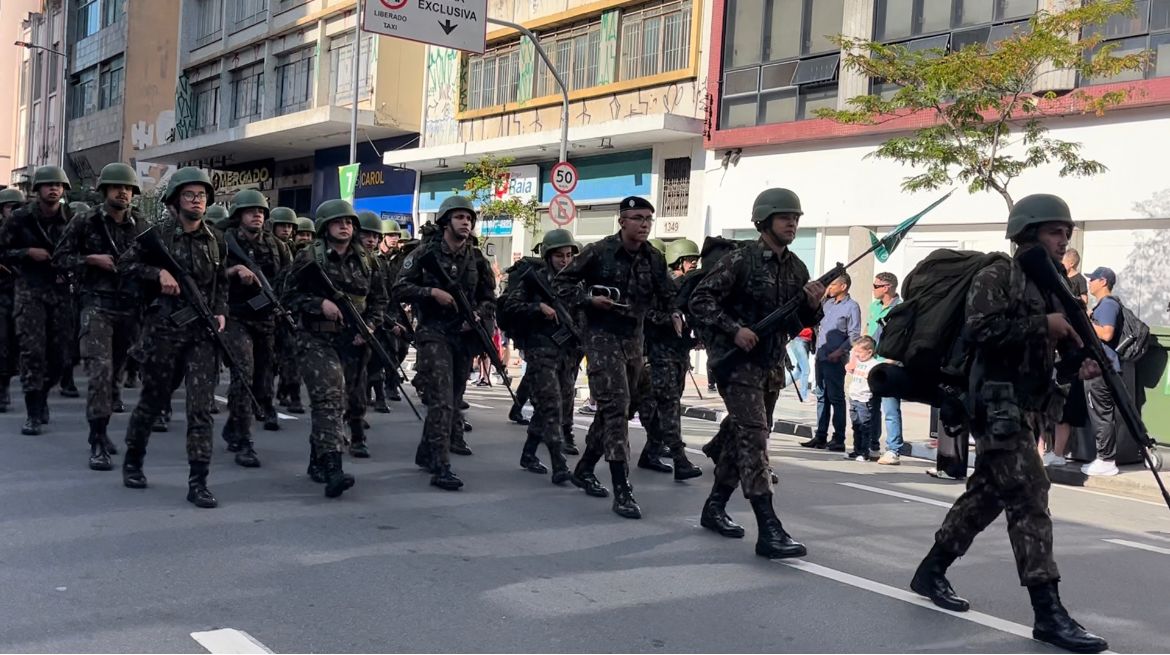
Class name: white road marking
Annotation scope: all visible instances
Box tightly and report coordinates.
[191,628,273,654]
[838,482,954,509]
[1103,538,1170,556]
[466,402,493,410]
[1053,483,1170,508]
[213,395,295,420]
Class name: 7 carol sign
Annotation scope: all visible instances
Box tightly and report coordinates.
[364,0,488,54]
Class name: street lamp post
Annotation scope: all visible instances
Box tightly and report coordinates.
[15,40,69,171]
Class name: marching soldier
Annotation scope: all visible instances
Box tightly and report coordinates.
[498,229,582,485]
[0,165,75,435]
[294,217,316,247]
[378,219,408,403]
[282,199,385,497]
[270,207,299,244]
[0,187,25,413]
[393,196,495,491]
[53,163,144,471]
[269,206,302,413]
[554,196,680,519]
[689,189,824,558]
[117,167,227,509]
[356,211,392,419]
[909,194,1108,653]
[221,189,292,467]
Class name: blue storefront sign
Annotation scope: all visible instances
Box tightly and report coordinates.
[314,136,419,236]
[479,218,514,237]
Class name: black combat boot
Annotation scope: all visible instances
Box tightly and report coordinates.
[234,436,261,468]
[112,389,126,414]
[101,432,118,455]
[322,451,356,498]
[548,442,571,485]
[371,384,391,413]
[87,418,114,471]
[385,380,401,402]
[38,386,50,423]
[0,377,10,413]
[151,410,169,433]
[285,390,305,414]
[571,446,609,497]
[609,461,642,519]
[306,443,325,483]
[263,406,279,431]
[22,391,43,435]
[910,543,970,612]
[348,419,370,458]
[519,433,548,474]
[749,494,806,559]
[59,368,80,397]
[700,484,745,538]
[450,432,473,456]
[414,438,433,471]
[123,367,138,388]
[186,461,218,508]
[122,443,148,489]
[672,451,703,481]
[562,425,579,456]
[508,403,530,425]
[430,449,464,490]
[1028,582,1109,653]
[462,419,473,433]
[637,443,673,473]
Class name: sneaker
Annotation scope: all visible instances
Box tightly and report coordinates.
[1081,458,1119,477]
[1041,451,1066,467]
[877,451,900,466]
[854,455,868,462]
[578,403,597,416]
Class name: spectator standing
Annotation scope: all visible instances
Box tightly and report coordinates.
[1063,248,1089,307]
[786,327,813,401]
[1039,249,1089,466]
[1082,266,1122,477]
[845,336,878,461]
[868,272,904,464]
[802,274,861,451]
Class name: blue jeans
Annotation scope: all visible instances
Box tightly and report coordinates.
[850,398,874,454]
[815,360,847,443]
[786,341,811,400]
[871,395,904,454]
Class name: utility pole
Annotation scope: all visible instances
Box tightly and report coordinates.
[349,0,362,166]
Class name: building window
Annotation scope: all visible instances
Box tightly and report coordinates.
[719,0,845,128]
[229,0,268,34]
[330,32,375,105]
[102,0,125,28]
[466,47,523,109]
[275,0,311,13]
[230,63,264,126]
[1083,0,1170,84]
[192,78,220,134]
[194,0,223,47]
[69,67,97,119]
[873,0,1037,41]
[661,157,690,217]
[98,55,124,109]
[276,47,315,115]
[32,52,43,102]
[77,0,100,39]
[619,2,692,80]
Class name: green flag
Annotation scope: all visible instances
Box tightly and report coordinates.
[869,190,955,263]
[339,163,360,205]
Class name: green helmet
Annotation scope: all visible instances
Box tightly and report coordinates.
[357,210,384,234]
[0,188,24,207]
[381,219,402,237]
[69,201,92,215]
[666,238,700,266]
[437,195,476,224]
[96,162,141,194]
[270,206,298,226]
[32,165,70,191]
[752,188,803,224]
[541,228,579,255]
[649,238,666,254]
[204,205,230,228]
[164,166,214,205]
[229,189,269,220]
[1005,193,1074,241]
[296,216,315,233]
[314,199,358,234]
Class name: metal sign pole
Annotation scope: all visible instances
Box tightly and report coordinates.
[485,17,568,164]
[349,0,362,165]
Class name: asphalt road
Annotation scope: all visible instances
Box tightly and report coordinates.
[1,379,1169,653]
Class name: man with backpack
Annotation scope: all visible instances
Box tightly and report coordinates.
[1083,267,1122,477]
[910,193,1109,654]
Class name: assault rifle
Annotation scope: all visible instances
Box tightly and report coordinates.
[423,252,517,405]
[224,232,297,331]
[1019,245,1169,512]
[522,266,583,347]
[135,225,264,415]
[300,260,422,420]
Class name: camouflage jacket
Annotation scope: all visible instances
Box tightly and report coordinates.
[118,216,229,318]
[377,249,408,327]
[53,205,141,303]
[499,257,570,351]
[689,238,819,371]
[0,201,74,288]
[392,235,495,339]
[553,232,676,339]
[645,274,694,362]
[282,240,386,330]
[224,227,292,321]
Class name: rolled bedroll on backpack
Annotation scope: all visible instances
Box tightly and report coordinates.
[868,363,946,407]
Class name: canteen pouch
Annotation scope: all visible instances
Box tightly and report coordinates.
[981,381,1021,440]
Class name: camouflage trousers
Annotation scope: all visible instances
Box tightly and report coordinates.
[14,282,73,393]
[223,317,276,435]
[274,322,301,397]
[524,346,579,449]
[934,422,1059,586]
[365,329,402,392]
[582,332,642,463]
[711,362,783,497]
[78,302,138,421]
[415,335,472,465]
[124,322,218,464]
[637,358,687,456]
[0,291,17,379]
[297,330,370,455]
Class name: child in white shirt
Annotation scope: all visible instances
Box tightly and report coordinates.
[845,336,878,461]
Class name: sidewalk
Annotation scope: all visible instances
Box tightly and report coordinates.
[673,371,1169,505]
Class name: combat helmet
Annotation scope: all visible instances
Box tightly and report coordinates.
[1005,194,1073,241]
[381,219,402,237]
[649,238,666,254]
[204,204,230,229]
[751,188,803,226]
[666,238,699,267]
[541,228,579,256]
[163,167,214,205]
[270,206,299,226]
[32,165,71,191]
[314,199,358,235]
[436,195,476,225]
[0,188,25,208]
[96,163,141,195]
[228,189,270,221]
[357,210,384,234]
[295,216,315,234]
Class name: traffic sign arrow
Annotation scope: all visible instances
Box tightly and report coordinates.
[439,19,457,34]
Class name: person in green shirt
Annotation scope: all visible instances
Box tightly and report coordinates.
[868,272,904,464]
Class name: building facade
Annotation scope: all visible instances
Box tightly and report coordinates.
[9,1,68,190]
[0,0,44,188]
[385,0,713,265]
[133,0,425,218]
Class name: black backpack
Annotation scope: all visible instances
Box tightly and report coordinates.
[1111,297,1152,363]
[496,257,542,340]
[675,236,748,313]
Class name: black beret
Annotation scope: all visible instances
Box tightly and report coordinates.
[619,196,655,213]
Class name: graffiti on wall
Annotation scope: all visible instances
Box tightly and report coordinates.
[131,110,177,151]
[173,73,194,142]
[597,10,619,86]
[423,47,460,147]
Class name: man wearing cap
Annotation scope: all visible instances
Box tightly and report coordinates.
[554,195,680,519]
[0,166,75,435]
[53,163,145,470]
[1083,266,1122,477]
[0,187,27,414]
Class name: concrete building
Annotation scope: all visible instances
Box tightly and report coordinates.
[133,0,425,219]
[384,0,712,264]
[9,1,67,190]
[704,0,1170,326]
[0,0,43,188]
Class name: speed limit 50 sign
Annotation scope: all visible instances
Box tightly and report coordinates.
[550,161,578,194]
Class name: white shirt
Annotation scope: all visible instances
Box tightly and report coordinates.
[849,358,876,403]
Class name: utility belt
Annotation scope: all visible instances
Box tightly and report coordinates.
[303,318,343,333]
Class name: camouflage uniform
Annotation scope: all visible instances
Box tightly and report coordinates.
[118,218,228,470]
[275,237,311,410]
[0,213,17,411]
[377,246,410,398]
[689,239,818,497]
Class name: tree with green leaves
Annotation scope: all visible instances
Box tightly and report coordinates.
[460,155,542,233]
[818,0,1150,210]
